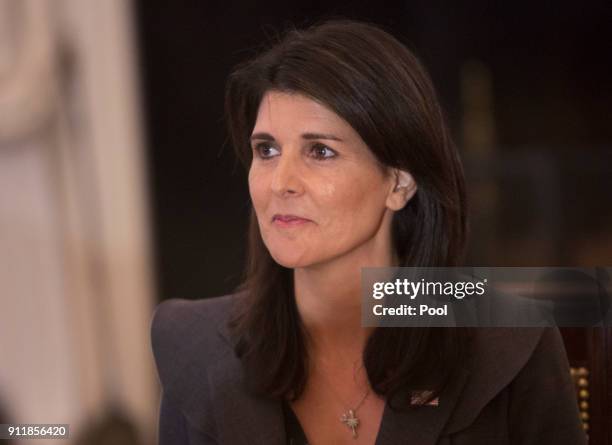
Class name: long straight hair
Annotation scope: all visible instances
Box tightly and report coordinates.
[224,18,471,410]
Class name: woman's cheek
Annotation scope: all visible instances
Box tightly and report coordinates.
[248,172,268,208]
[317,180,337,198]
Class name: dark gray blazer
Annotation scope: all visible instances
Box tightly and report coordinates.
[150,292,588,445]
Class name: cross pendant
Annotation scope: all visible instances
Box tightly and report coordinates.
[340,409,360,438]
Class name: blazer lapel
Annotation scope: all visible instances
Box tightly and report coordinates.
[375,366,471,445]
[213,305,471,445]
[208,345,470,445]
[209,324,286,445]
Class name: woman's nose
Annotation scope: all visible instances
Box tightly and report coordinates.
[270,150,303,196]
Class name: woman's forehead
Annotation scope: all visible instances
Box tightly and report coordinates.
[254,91,350,133]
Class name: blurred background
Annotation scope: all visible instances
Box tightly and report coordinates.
[0,0,610,444]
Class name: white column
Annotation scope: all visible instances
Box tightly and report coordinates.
[0,0,157,443]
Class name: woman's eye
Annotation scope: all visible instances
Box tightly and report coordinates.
[253,143,280,159]
[310,143,336,160]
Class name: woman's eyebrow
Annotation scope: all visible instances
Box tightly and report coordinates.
[302,132,343,142]
[250,132,274,141]
[250,132,344,142]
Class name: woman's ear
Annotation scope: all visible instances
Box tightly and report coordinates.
[386,168,417,210]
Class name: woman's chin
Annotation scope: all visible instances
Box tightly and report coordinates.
[268,250,312,269]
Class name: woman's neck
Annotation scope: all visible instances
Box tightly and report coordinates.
[293,242,397,364]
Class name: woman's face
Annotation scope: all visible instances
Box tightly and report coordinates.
[248,90,411,269]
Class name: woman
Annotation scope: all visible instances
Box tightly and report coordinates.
[150,19,586,444]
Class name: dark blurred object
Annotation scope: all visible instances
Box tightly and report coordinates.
[74,407,144,445]
[0,396,14,445]
[561,328,612,445]
[531,268,611,327]
[464,148,612,266]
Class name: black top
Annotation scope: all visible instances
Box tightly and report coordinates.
[282,400,309,445]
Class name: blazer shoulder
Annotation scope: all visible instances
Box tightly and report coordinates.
[444,327,550,433]
[446,326,585,443]
[150,292,244,396]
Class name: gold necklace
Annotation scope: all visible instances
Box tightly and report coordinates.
[313,362,371,439]
[339,387,371,438]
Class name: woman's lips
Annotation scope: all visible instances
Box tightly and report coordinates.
[272,214,311,228]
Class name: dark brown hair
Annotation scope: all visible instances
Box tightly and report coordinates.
[224,18,471,410]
